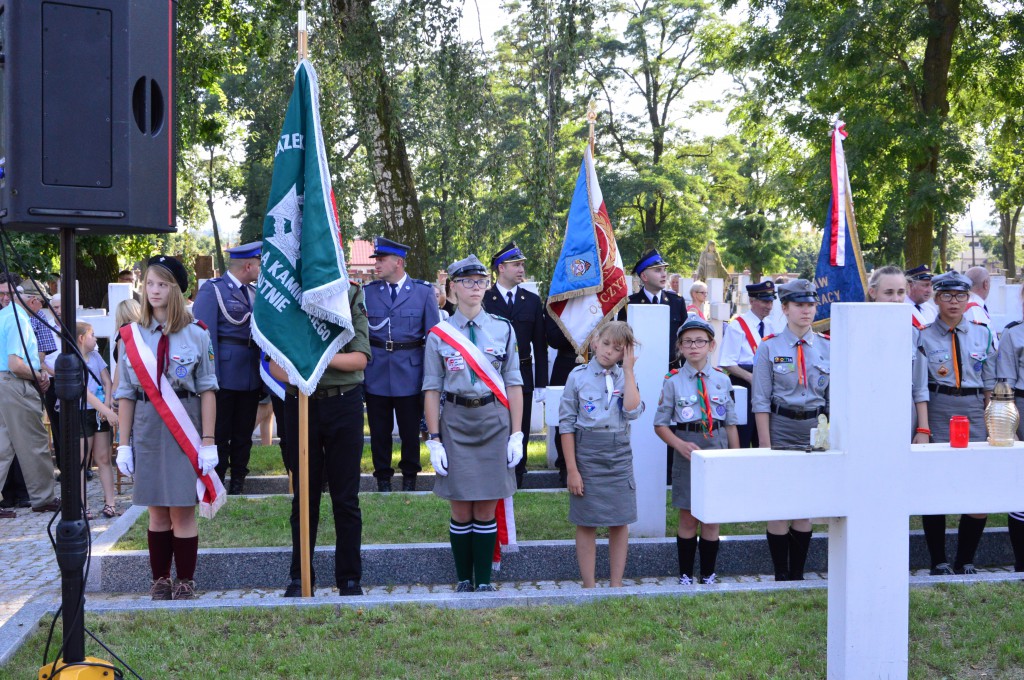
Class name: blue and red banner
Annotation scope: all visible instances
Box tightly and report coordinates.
[813,121,867,329]
[547,144,628,353]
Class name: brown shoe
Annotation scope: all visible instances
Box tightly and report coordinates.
[0,508,16,519]
[150,576,173,601]
[32,498,61,513]
[172,579,196,600]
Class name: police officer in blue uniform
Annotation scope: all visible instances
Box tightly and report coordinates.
[192,241,263,495]
[483,242,548,488]
[364,237,441,491]
[617,248,686,367]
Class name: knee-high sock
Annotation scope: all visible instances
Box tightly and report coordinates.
[472,519,498,587]
[676,535,697,578]
[953,515,987,570]
[788,529,812,581]
[766,531,789,581]
[172,535,199,581]
[449,519,474,583]
[698,537,720,579]
[1008,514,1024,572]
[147,529,174,580]
[921,515,948,568]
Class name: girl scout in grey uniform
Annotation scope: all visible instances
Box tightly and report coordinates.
[559,320,642,589]
[752,278,829,581]
[115,256,219,600]
[655,317,739,585]
[918,271,996,575]
[423,255,524,593]
[995,291,1024,573]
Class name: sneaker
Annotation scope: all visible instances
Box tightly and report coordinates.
[455,580,474,593]
[475,583,498,592]
[337,579,363,596]
[700,573,718,585]
[678,574,693,586]
[930,563,955,576]
[150,577,173,601]
[956,563,978,575]
[172,579,196,600]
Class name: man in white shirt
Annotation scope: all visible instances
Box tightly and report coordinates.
[905,265,937,327]
[718,280,776,448]
[964,266,992,324]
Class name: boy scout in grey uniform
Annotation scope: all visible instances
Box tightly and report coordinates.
[423,255,523,592]
[918,270,997,576]
[751,278,829,581]
[994,313,1024,573]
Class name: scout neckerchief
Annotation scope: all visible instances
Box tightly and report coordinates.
[734,315,760,355]
[949,324,962,389]
[427,317,516,564]
[120,322,227,519]
[695,369,715,437]
[795,337,808,387]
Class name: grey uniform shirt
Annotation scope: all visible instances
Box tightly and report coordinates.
[559,361,644,432]
[917,317,996,390]
[655,360,738,427]
[996,322,1024,388]
[114,319,219,399]
[911,327,929,404]
[751,326,830,413]
[422,309,523,397]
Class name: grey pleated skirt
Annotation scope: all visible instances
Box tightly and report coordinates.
[434,399,516,501]
[569,430,636,527]
[768,412,816,449]
[927,391,986,443]
[672,427,729,510]
[132,396,201,507]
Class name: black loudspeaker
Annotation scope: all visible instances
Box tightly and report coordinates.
[0,0,176,235]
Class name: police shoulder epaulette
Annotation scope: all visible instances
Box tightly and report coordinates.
[663,368,679,380]
[194,319,208,330]
[414,279,432,286]
[1005,320,1023,330]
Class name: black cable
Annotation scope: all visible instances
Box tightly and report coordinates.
[85,626,144,680]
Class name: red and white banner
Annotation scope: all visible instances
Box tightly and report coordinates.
[428,320,509,409]
[121,323,226,518]
[829,120,851,267]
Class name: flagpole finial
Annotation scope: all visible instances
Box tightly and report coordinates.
[298,5,309,62]
[587,100,598,154]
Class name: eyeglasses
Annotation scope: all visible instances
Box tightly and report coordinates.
[680,338,709,348]
[456,278,488,289]
[936,292,969,302]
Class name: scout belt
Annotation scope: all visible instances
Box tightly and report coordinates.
[444,392,495,408]
[929,383,983,396]
[137,389,197,403]
[769,404,827,420]
[370,338,426,352]
[285,384,359,399]
[673,422,707,433]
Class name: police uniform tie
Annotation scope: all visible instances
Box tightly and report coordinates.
[950,326,962,389]
[155,325,170,388]
[468,320,477,385]
[696,371,714,436]
[796,339,808,386]
[389,283,398,302]
[506,291,514,310]
[652,294,659,305]
[757,320,765,338]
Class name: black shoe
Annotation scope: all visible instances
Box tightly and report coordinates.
[16,498,31,508]
[401,475,417,492]
[377,478,392,493]
[338,579,363,596]
[283,579,314,597]
[774,572,790,582]
[0,499,13,509]
[930,563,955,576]
[228,478,245,495]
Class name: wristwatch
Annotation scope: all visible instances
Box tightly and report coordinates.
[427,433,441,441]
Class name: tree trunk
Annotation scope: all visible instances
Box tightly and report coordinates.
[207,147,225,275]
[903,0,961,268]
[1002,206,1022,277]
[331,0,429,280]
[76,248,119,309]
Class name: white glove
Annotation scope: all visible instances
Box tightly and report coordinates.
[116,445,134,477]
[197,445,219,476]
[507,431,524,468]
[427,440,448,476]
[534,388,546,403]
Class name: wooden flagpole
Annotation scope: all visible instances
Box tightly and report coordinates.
[297,3,312,599]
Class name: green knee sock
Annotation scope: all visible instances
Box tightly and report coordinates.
[449,519,474,583]
[472,519,498,586]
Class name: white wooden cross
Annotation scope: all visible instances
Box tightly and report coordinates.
[691,302,1024,679]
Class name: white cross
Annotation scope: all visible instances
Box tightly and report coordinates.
[691,302,1024,679]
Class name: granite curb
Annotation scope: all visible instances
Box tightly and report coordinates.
[0,601,54,668]
[93,528,1017,593]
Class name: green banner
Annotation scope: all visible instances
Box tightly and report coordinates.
[252,59,354,395]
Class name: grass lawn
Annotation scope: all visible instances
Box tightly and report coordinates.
[113,492,1012,551]
[247,441,551,477]
[4,584,1024,678]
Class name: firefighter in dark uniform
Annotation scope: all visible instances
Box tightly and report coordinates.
[364,237,441,491]
[192,241,263,495]
[483,242,547,488]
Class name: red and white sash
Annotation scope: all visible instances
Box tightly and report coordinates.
[428,318,517,563]
[734,316,760,355]
[121,323,226,519]
[429,320,509,409]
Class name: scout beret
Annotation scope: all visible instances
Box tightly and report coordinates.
[147,255,189,294]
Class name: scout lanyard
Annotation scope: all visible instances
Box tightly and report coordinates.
[429,319,509,409]
[120,323,226,519]
[734,316,759,355]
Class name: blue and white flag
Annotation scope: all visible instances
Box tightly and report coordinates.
[259,352,286,401]
[813,121,868,330]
